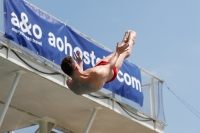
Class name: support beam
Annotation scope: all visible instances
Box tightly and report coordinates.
[84,107,101,133]
[0,70,25,127]
[39,120,48,133]
[31,117,56,133]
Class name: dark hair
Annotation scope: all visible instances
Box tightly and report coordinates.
[61,56,75,76]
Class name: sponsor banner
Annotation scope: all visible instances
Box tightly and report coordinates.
[4,0,143,106]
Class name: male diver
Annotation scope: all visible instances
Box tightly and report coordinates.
[61,30,136,95]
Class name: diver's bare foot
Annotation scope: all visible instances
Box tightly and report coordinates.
[127,30,136,45]
[117,30,131,48]
[122,30,131,43]
[122,30,136,58]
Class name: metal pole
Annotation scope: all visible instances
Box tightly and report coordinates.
[0,72,21,127]
[150,77,157,119]
[84,108,98,133]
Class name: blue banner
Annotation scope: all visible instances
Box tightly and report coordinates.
[4,0,143,106]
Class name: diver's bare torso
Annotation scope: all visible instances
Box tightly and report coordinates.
[65,30,136,95]
[67,64,113,95]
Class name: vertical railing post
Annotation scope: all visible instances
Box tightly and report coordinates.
[150,76,157,119]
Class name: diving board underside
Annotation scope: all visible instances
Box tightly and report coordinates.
[0,47,162,133]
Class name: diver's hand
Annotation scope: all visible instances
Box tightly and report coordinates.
[74,52,82,63]
[116,42,129,54]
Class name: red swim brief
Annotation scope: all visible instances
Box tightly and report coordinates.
[95,61,118,83]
